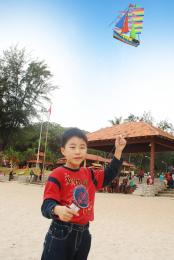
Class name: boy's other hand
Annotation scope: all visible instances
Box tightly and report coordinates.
[54,205,79,222]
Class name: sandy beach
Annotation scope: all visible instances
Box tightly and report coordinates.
[0,182,174,260]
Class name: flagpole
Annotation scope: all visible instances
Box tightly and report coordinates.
[36,112,44,169]
[42,106,51,183]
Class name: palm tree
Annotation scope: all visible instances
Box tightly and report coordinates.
[108,117,122,125]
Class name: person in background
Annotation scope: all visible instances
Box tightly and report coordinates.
[147,174,153,185]
[9,170,14,181]
[159,172,164,182]
[138,168,144,183]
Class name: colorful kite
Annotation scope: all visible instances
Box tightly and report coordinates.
[113,4,144,47]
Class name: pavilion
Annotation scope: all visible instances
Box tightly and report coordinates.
[87,121,174,179]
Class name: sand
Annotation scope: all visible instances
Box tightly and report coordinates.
[0,182,174,260]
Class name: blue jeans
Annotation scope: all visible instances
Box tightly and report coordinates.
[41,220,91,260]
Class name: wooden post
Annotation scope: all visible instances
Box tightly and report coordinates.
[150,141,155,183]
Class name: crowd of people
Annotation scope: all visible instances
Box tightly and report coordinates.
[159,171,174,189]
[3,163,174,192]
[100,167,174,194]
[101,172,137,194]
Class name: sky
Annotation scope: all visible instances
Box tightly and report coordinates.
[1,0,174,132]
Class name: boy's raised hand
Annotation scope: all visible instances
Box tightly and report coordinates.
[115,135,127,151]
[114,135,127,160]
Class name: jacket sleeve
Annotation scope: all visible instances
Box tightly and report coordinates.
[41,172,61,219]
[103,157,123,187]
[41,198,59,219]
[43,175,61,202]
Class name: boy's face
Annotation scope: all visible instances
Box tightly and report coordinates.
[61,136,87,169]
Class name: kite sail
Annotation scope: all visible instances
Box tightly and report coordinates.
[113,4,144,47]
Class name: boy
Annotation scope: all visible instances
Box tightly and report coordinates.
[41,127,126,260]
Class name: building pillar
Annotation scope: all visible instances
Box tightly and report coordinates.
[150,141,155,182]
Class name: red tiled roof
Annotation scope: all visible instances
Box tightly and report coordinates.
[27,160,43,163]
[87,122,174,141]
[27,160,53,165]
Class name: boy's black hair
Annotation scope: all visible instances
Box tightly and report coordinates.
[61,127,88,147]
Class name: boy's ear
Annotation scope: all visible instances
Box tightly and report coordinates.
[61,147,65,156]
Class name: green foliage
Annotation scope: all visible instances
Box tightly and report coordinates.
[109,112,155,126]
[124,114,139,122]
[45,122,65,153]
[44,148,59,164]
[22,148,36,161]
[157,120,174,134]
[139,111,154,125]
[155,152,174,172]
[0,46,58,149]
[1,122,64,165]
[124,151,174,173]
[108,116,122,125]
[110,111,174,131]
[3,147,22,166]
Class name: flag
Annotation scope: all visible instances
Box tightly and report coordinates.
[48,106,52,115]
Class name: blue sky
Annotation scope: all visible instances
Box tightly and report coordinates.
[1,0,174,131]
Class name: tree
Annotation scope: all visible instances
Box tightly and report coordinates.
[0,46,58,149]
[124,113,139,122]
[3,147,22,168]
[6,122,65,164]
[139,111,154,125]
[157,120,174,134]
[46,122,65,153]
[22,148,36,161]
[108,116,122,125]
